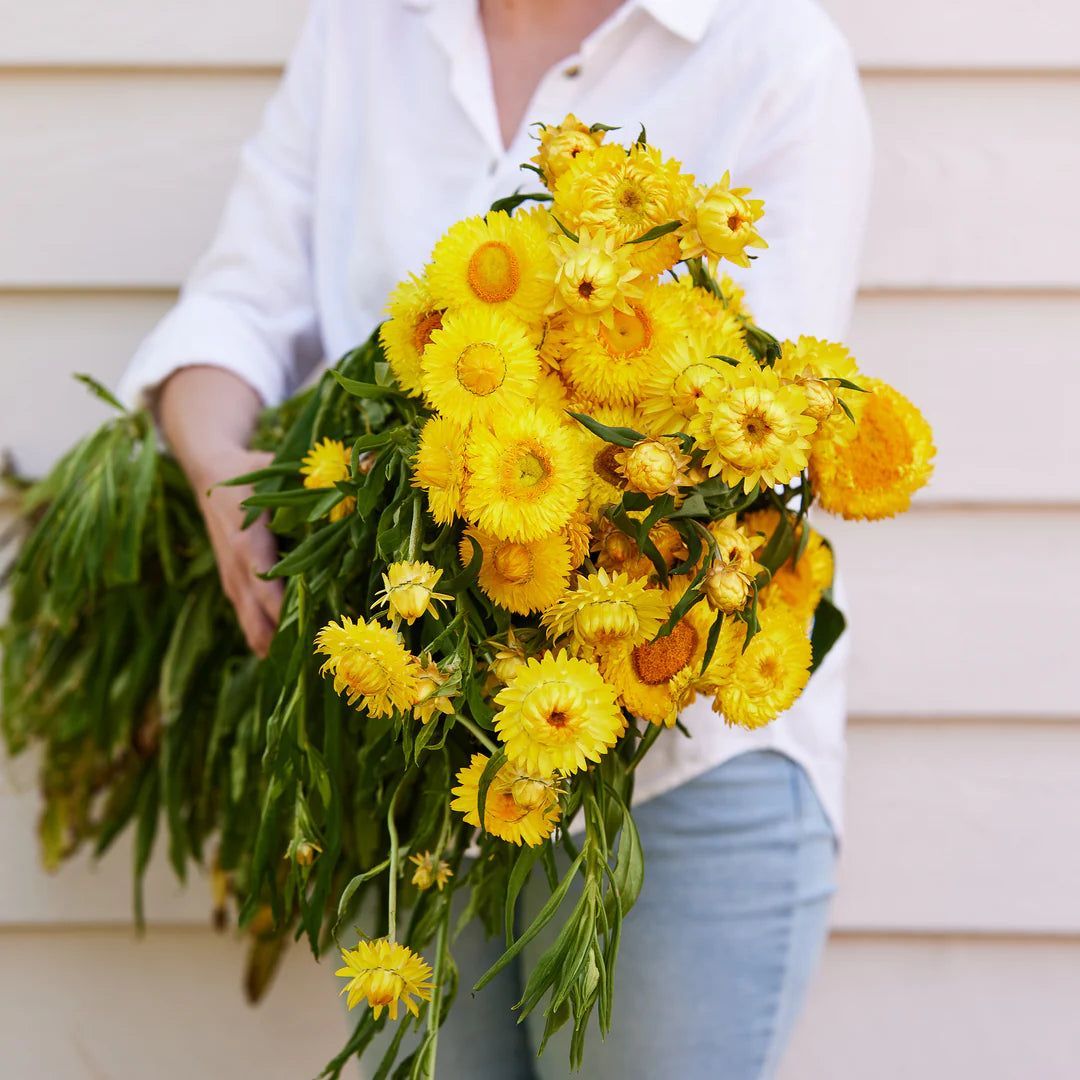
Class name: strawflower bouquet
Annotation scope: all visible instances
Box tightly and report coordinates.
[1,116,934,1076]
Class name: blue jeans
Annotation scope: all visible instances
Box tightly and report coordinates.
[428,750,836,1080]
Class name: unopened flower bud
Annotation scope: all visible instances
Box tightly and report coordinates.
[801,378,836,423]
[704,565,751,614]
[616,438,689,497]
[295,841,319,867]
[511,776,553,811]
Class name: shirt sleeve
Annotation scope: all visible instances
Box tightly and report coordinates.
[728,32,873,343]
[116,0,327,411]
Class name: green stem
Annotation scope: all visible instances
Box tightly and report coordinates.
[386,777,406,940]
[423,899,452,1077]
[407,495,423,562]
[455,713,498,754]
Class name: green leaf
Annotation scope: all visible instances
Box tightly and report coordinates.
[74,373,127,412]
[551,216,579,243]
[505,844,543,945]
[330,369,407,401]
[567,411,642,448]
[489,190,553,215]
[476,748,507,837]
[809,593,846,674]
[628,219,682,245]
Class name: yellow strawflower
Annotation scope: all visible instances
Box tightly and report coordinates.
[560,282,687,406]
[488,628,529,685]
[300,438,356,522]
[562,507,593,568]
[703,564,752,614]
[379,274,443,397]
[716,606,812,729]
[375,561,451,625]
[680,173,767,269]
[550,225,642,330]
[451,753,561,846]
[542,568,669,650]
[463,409,589,542]
[689,360,818,493]
[412,414,467,525]
[411,659,455,725]
[811,377,935,520]
[408,852,453,892]
[531,113,606,187]
[421,305,539,425]
[427,209,555,324]
[554,143,691,276]
[460,527,572,615]
[775,337,866,446]
[566,402,644,516]
[708,515,765,575]
[742,508,833,625]
[336,938,434,1020]
[494,650,625,775]
[315,617,420,718]
[614,436,692,497]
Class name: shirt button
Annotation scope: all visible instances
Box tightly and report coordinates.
[563,64,581,79]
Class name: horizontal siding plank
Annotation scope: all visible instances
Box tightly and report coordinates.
[1,0,307,67]
[821,0,1080,69]
[1,74,1078,288]
[6,290,1078,504]
[780,936,1080,1080]
[0,927,344,1080]
[836,508,1080,717]
[5,1,1079,70]
[834,721,1080,934]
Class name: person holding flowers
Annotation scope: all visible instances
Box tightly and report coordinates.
[111,1,900,1077]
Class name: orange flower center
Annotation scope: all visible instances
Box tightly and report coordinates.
[593,444,626,488]
[411,310,443,354]
[456,342,506,396]
[599,303,653,358]
[632,620,698,686]
[467,240,521,303]
[492,541,534,584]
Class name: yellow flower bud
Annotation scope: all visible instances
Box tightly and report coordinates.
[375,561,452,625]
[705,565,751,614]
[800,377,836,423]
[409,851,453,892]
[295,841,320,867]
[511,776,555,811]
[615,437,690,497]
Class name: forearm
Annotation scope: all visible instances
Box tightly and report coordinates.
[158,365,264,488]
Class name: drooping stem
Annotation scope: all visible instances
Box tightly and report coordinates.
[386,777,405,940]
[422,897,453,1077]
[456,713,498,754]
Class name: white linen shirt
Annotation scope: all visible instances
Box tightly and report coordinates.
[119,0,872,835]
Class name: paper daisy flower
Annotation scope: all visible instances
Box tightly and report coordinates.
[379,274,444,397]
[614,435,692,497]
[412,414,467,525]
[314,617,420,718]
[450,752,561,846]
[549,225,642,331]
[494,650,625,775]
[374,561,451,625]
[776,336,866,446]
[810,377,935,520]
[427,209,555,324]
[336,937,435,1020]
[411,659,456,725]
[408,852,453,892]
[463,409,589,542]
[689,360,819,494]
[300,438,355,522]
[542,568,669,650]
[421,305,540,425]
[459,526,571,615]
[716,606,812,730]
[531,113,606,187]
[679,172,767,270]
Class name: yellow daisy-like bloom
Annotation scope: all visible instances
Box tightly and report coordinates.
[601,592,739,726]
[535,369,572,412]
[451,753,561,846]
[659,276,747,345]
[716,606,812,730]
[408,852,453,892]
[555,143,692,277]
[427,209,555,323]
[680,173,767,270]
[460,526,572,615]
[638,327,752,436]
[463,409,589,542]
[561,281,688,406]
[375,561,452,625]
[379,274,444,397]
[314,617,420,718]
[494,650,626,775]
[742,508,834,625]
[412,414,467,525]
[614,436,692,497]
[709,514,765,575]
[336,938,435,1021]
[550,225,642,331]
[566,402,644,517]
[562,507,593,568]
[301,438,356,522]
[811,377,935,520]
[531,113,607,187]
[411,659,456,725]
[689,360,818,493]
[776,336,866,446]
[534,310,576,371]
[542,568,669,650]
[421,305,540,425]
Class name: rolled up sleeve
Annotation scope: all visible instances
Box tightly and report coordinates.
[117,0,327,410]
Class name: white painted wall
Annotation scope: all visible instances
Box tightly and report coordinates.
[1,1,1078,1076]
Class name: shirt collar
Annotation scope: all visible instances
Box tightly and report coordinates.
[401,0,723,44]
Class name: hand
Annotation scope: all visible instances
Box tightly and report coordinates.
[195,447,284,658]
[157,365,284,658]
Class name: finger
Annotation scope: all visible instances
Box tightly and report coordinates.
[234,589,276,658]
[242,527,284,624]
